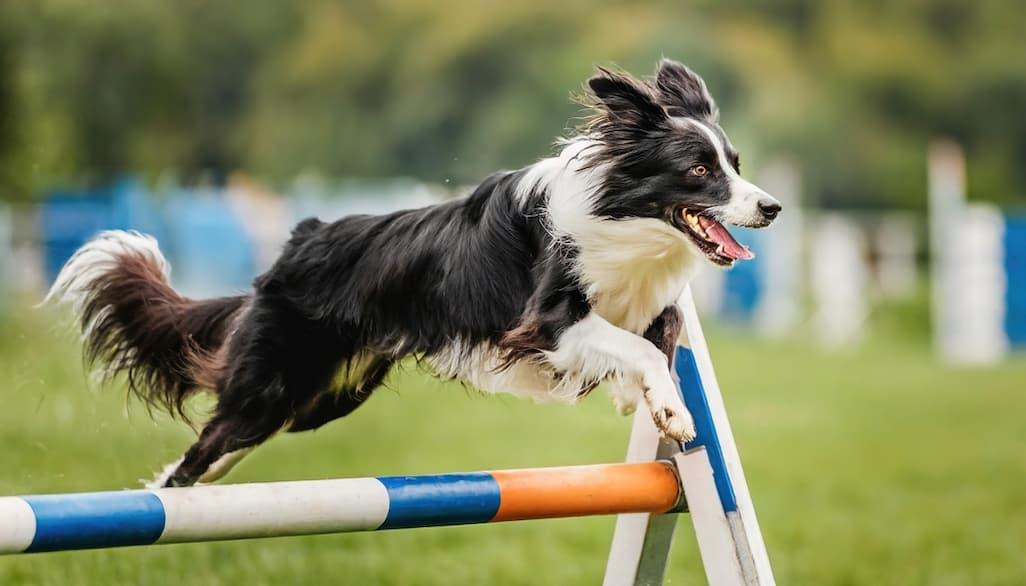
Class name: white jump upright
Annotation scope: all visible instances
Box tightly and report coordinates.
[605,286,774,586]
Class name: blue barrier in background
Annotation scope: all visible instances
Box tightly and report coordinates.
[37,178,446,300]
[40,179,252,297]
[720,228,764,323]
[1005,214,1026,347]
[41,189,120,285]
[40,178,166,284]
[164,190,255,297]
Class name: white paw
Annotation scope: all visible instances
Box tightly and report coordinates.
[652,405,697,443]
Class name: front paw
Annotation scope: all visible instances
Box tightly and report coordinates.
[652,405,697,443]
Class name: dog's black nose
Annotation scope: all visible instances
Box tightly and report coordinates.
[758,199,782,220]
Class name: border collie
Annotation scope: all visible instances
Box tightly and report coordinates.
[47,60,781,487]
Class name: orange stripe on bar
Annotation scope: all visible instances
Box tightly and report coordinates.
[490,462,680,523]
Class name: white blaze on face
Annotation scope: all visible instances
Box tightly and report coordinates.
[688,120,781,227]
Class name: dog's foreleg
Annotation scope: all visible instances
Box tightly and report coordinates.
[548,313,695,442]
[610,304,687,417]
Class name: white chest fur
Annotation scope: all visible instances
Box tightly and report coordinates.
[574,217,701,333]
[526,142,704,334]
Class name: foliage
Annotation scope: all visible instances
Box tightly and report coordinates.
[0,0,1023,209]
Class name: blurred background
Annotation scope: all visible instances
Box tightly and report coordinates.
[1,1,1024,584]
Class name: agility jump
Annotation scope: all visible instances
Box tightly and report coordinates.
[0,461,681,554]
[3,289,773,586]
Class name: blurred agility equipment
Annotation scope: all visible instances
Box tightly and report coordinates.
[0,203,10,312]
[928,140,1026,363]
[1,289,774,586]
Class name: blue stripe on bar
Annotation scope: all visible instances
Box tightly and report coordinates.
[675,346,738,512]
[23,491,165,552]
[377,472,501,529]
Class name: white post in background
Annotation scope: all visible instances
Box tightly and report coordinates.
[690,265,725,317]
[0,204,10,312]
[928,140,1008,363]
[945,204,1007,363]
[874,213,919,299]
[226,177,292,272]
[809,214,869,348]
[754,158,804,338]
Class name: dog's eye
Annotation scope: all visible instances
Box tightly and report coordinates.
[689,165,708,177]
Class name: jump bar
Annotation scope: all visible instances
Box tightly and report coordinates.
[0,461,683,554]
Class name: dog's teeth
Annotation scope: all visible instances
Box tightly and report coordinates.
[680,209,709,239]
[689,216,706,237]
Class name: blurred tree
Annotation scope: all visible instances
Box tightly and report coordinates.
[0,0,1022,208]
[0,21,18,198]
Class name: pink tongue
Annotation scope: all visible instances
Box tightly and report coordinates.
[698,216,754,260]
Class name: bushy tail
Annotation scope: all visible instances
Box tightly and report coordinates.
[44,230,248,418]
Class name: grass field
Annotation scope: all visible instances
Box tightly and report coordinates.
[1,303,1025,585]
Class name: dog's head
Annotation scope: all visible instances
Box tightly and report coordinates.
[582,59,781,266]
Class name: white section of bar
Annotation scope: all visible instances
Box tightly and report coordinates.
[678,287,775,585]
[0,497,36,553]
[675,450,744,585]
[154,478,390,543]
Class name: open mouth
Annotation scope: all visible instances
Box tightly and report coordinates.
[672,207,754,266]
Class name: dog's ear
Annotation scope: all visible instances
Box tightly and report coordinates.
[653,59,718,120]
[587,67,667,130]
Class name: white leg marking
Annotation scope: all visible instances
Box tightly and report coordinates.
[197,448,254,484]
[547,314,695,442]
[145,456,184,489]
[143,446,255,489]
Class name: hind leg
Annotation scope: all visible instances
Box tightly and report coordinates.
[288,358,391,432]
[148,399,283,487]
[157,402,289,487]
[150,439,256,488]
[159,355,388,486]
[157,349,313,487]
[288,393,367,433]
[152,296,388,486]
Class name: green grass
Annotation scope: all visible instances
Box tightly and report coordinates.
[1,305,1025,585]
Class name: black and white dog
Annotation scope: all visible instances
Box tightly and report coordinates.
[47,60,781,487]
